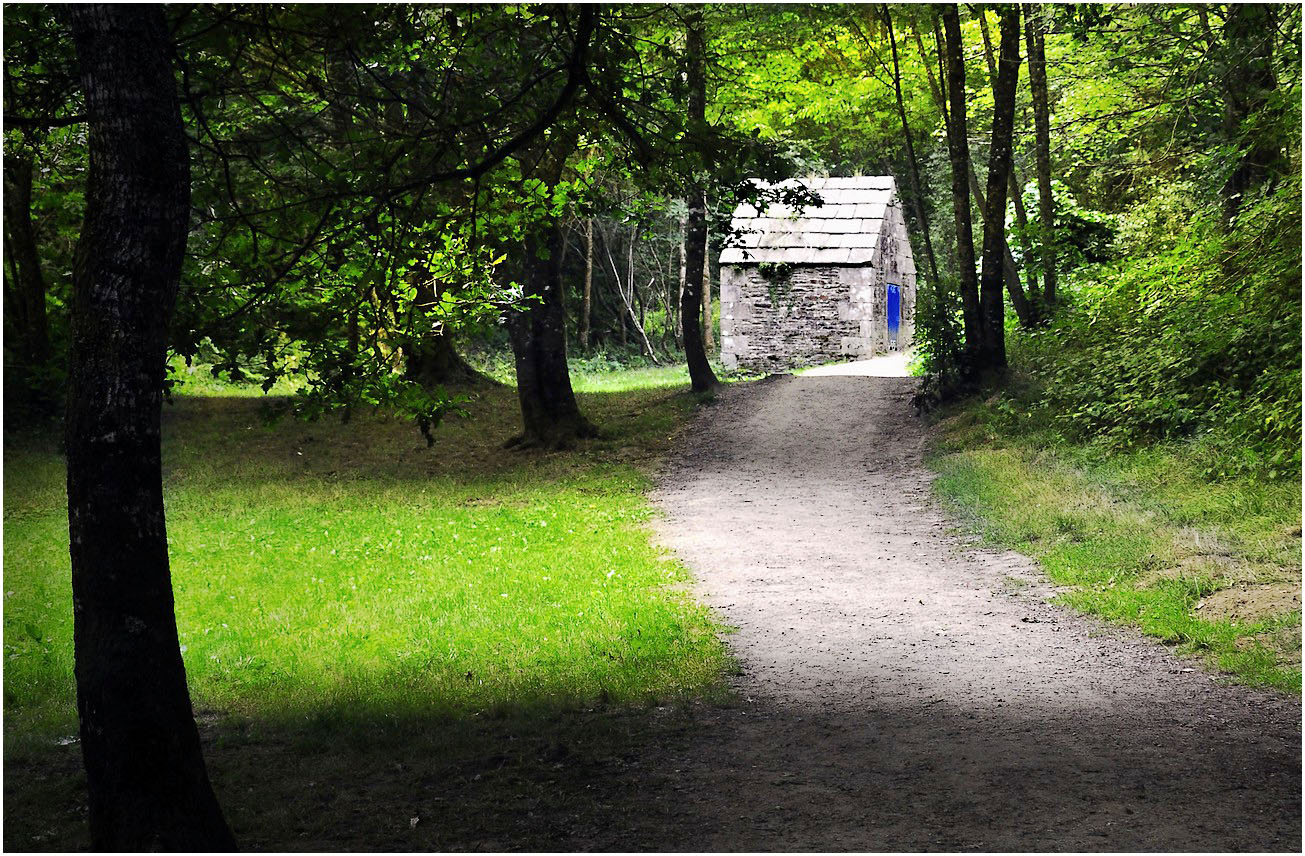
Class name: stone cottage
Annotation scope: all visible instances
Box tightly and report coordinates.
[718,176,916,371]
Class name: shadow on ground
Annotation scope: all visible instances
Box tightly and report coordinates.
[6,691,1299,851]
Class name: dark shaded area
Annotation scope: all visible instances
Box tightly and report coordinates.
[6,690,1299,851]
[63,5,234,848]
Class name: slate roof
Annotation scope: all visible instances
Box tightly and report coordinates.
[718,176,897,266]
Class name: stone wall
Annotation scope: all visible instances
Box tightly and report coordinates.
[719,262,915,371]
[718,193,917,372]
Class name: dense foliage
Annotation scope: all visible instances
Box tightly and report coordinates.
[1009,173,1302,478]
[3,2,1300,449]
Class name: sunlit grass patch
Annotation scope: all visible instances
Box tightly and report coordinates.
[929,406,1301,693]
[572,363,690,393]
[3,368,730,746]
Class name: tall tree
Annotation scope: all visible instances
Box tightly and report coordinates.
[580,216,594,349]
[940,5,984,365]
[65,5,235,849]
[1024,3,1058,305]
[1217,4,1285,222]
[680,5,719,392]
[2,153,52,369]
[882,6,941,288]
[975,10,1040,326]
[506,134,596,448]
[976,6,1023,373]
[508,217,595,448]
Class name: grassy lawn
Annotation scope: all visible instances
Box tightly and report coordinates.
[3,369,732,750]
[929,397,1302,693]
[5,365,740,848]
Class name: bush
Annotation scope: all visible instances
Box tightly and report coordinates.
[1005,173,1302,479]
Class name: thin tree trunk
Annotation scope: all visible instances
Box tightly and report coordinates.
[1007,169,1041,315]
[975,9,1038,327]
[913,19,948,134]
[2,154,52,368]
[676,212,687,347]
[700,222,713,352]
[884,6,940,287]
[65,6,235,849]
[1218,5,1282,222]
[919,10,1033,327]
[682,5,719,391]
[661,239,678,352]
[941,5,984,365]
[507,220,595,448]
[603,223,659,362]
[579,217,593,349]
[977,6,1022,373]
[932,12,949,114]
[1025,3,1058,303]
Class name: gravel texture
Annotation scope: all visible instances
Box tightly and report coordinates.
[639,373,1301,851]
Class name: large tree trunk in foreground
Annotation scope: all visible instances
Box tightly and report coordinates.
[941,5,984,366]
[681,5,719,392]
[3,154,52,369]
[1025,4,1058,305]
[976,6,1022,373]
[66,6,235,850]
[682,185,717,391]
[507,222,595,448]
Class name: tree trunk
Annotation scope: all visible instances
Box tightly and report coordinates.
[1007,169,1042,316]
[884,6,941,288]
[682,6,719,391]
[403,276,493,389]
[579,217,593,350]
[941,5,984,365]
[1218,5,1282,223]
[603,222,659,362]
[2,154,52,369]
[1025,4,1058,304]
[976,6,1022,373]
[700,224,713,353]
[507,221,595,448]
[975,9,1039,328]
[676,213,687,347]
[65,6,236,850]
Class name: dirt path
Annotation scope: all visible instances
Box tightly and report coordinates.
[636,373,1300,851]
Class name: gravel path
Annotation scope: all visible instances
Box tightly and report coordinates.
[642,373,1300,851]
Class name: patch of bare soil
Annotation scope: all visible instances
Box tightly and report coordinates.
[635,374,1301,851]
[1200,582,1302,625]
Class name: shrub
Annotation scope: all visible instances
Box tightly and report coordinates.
[1006,173,1301,479]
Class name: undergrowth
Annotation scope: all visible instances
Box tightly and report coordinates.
[1007,175,1301,480]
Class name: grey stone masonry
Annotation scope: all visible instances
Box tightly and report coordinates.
[719,176,916,371]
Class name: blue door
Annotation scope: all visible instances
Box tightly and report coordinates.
[886,283,901,348]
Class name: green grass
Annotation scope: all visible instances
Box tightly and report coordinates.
[572,363,693,393]
[929,398,1302,693]
[3,371,731,747]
